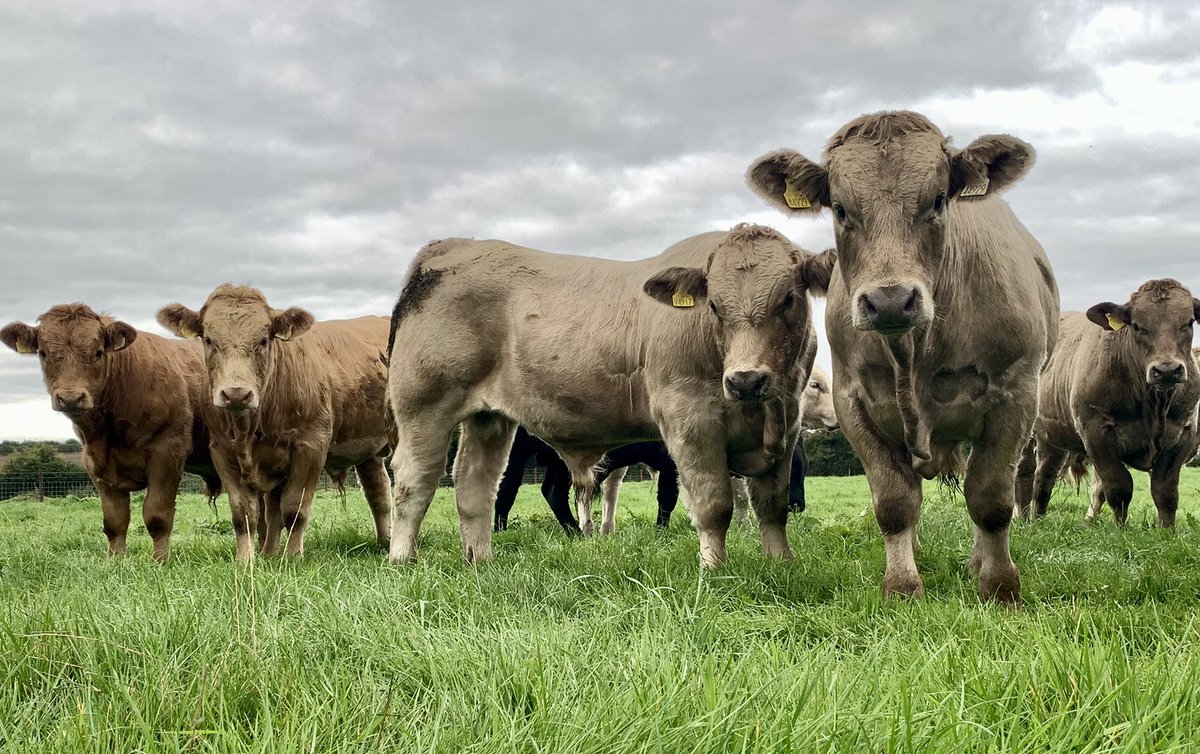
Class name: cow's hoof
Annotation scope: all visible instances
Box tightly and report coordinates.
[600,522,615,535]
[464,543,492,564]
[979,568,1021,606]
[882,572,925,600]
[580,522,595,537]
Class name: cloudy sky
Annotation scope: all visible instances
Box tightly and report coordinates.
[2,1,1198,439]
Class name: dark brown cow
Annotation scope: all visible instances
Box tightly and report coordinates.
[747,111,1059,603]
[157,285,393,562]
[386,224,831,566]
[2,304,220,560]
[1020,280,1200,525]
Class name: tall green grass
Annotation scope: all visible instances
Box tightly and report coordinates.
[2,471,1200,752]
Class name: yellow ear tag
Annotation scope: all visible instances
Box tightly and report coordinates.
[15,342,33,354]
[783,181,811,209]
[179,324,197,338]
[1106,313,1126,331]
[672,292,695,308]
[960,177,989,198]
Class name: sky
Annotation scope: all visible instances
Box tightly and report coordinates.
[2,1,1199,439]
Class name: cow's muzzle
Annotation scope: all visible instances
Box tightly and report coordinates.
[53,389,92,415]
[856,284,927,336]
[724,370,771,401]
[216,386,258,413]
[1147,360,1187,389]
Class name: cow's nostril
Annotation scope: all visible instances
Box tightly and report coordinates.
[902,288,918,314]
[862,296,877,315]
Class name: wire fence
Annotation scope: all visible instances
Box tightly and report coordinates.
[0,463,661,502]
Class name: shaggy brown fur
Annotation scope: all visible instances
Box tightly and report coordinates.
[2,304,221,560]
[157,286,394,562]
[385,225,831,566]
[1021,281,1200,527]
[747,111,1059,604]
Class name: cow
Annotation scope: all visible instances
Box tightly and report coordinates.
[386,224,831,567]
[747,110,1059,603]
[1,304,221,560]
[801,364,838,430]
[1019,280,1200,526]
[157,285,394,562]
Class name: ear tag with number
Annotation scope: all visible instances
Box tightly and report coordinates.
[960,177,989,198]
[672,292,695,308]
[179,324,197,338]
[783,181,811,209]
[1106,313,1126,331]
[15,342,32,354]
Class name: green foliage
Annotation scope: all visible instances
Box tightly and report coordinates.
[4,475,1200,751]
[803,429,865,477]
[0,443,91,501]
[0,438,81,455]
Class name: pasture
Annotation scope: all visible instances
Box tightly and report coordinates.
[3,474,1200,753]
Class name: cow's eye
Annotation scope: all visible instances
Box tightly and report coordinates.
[37,351,46,360]
[708,300,720,318]
[782,292,796,310]
[259,338,269,348]
[1130,322,1141,334]
[932,193,946,214]
[94,349,104,360]
[203,336,213,348]
[832,203,847,223]
[809,380,820,390]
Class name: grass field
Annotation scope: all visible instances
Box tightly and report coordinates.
[4,471,1200,753]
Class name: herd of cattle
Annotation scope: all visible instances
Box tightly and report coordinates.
[3,110,1198,604]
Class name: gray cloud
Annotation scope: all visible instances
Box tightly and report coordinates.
[1,0,1198,436]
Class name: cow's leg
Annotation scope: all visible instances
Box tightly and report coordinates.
[731,477,751,526]
[1085,477,1106,521]
[658,423,733,567]
[787,439,808,513]
[227,488,260,563]
[839,394,924,598]
[141,454,184,562]
[747,434,797,560]
[1030,444,1067,519]
[389,416,455,564]
[542,461,581,535]
[279,452,324,557]
[453,412,517,562]
[1013,437,1036,520]
[1149,452,1186,528]
[599,466,626,535]
[259,488,283,556]
[963,403,1030,604]
[355,456,394,547]
[97,482,131,556]
[494,439,532,532]
[655,461,679,528]
[1090,458,1134,526]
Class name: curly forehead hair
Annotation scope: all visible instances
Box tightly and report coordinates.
[39,303,103,324]
[824,111,946,159]
[1132,278,1189,303]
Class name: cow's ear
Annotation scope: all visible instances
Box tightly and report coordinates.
[104,321,137,352]
[950,134,1035,199]
[746,149,828,215]
[796,248,836,296]
[1086,302,1131,331]
[271,307,315,341]
[157,304,203,339]
[643,267,708,309]
[0,322,38,355]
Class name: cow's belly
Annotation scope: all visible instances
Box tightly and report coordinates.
[326,436,388,469]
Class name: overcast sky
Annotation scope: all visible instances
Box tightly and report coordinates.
[2,1,1199,439]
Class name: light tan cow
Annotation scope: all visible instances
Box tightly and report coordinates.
[747,111,1059,603]
[1020,281,1200,525]
[157,286,393,562]
[2,304,221,560]
[385,224,831,566]
[800,364,838,430]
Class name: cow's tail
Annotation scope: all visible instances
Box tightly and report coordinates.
[1062,452,1089,492]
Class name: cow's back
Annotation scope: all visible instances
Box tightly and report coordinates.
[302,316,391,464]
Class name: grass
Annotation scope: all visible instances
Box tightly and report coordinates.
[3,471,1200,752]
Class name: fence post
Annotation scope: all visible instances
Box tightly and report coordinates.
[38,469,44,502]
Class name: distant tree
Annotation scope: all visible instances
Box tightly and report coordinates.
[803,429,865,477]
[0,444,91,500]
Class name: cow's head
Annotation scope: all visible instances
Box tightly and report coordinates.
[1086,279,1200,391]
[158,284,313,414]
[1,304,136,417]
[746,111,1035,337]
[643,224,833,401]
[801,364,838,430]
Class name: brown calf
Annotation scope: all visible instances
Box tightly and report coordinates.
[386,225,830,567]
[158,285,393,562]
[747,111,1060,603]
[1022,281,1200,526]
[2,304,220,560]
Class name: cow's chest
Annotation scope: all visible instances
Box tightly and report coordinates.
[856,362,993,444]
[221,438,292,494]
[83,440,150,491]
[1104,402,1194,471]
